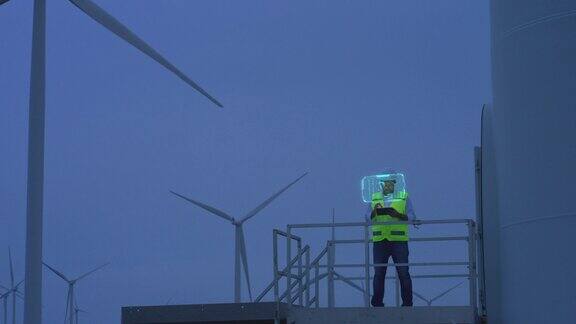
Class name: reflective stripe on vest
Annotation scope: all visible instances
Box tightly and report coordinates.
[371,191,409,242]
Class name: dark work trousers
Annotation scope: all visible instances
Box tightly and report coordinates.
[371,240,413,307]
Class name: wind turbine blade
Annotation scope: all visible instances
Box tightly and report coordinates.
[170,190,234,223]
[8,247,14,287]
[430,281,464,304]
[75,262,109,282]
[0,284,8,291]
[238,226,253,301]
[0,0,10,6]
[240,172,308,223]
[67,0,223,107]
[42,262,70,282]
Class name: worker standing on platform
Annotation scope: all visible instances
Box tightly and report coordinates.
[366,172,419,307]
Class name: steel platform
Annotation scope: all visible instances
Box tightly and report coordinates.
[122,302,477,324]
[122,302,289,324]
[289,306,476,323]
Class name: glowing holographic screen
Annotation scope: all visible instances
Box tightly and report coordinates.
[361,173,406,202]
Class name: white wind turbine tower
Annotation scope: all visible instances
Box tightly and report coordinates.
[0,1,223,323]
[170,172,308,303]
[73,299,87,324]
[42,262,109,324]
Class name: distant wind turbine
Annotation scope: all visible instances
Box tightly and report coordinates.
[0,281,23,324]
[42,262,109,324]
[73,299,88,324]
[7,248,23,324]
[170,172,308,303]
[0,289,9,324]
[0,0,224,323]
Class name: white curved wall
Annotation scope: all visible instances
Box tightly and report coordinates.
[491,0,576,322]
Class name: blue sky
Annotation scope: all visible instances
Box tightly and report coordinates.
[0,1,491,322]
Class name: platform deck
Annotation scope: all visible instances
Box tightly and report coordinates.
[122,302,476,324]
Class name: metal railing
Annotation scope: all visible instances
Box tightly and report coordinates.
[256,219,478,312]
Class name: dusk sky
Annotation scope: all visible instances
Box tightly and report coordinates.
[0,1,491,322]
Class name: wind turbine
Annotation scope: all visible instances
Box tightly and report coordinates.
[0,1,223,323]
[170,172,308,303]
[7,248,24,324]
[73,298,87,324]
[0,282,23,324]
[0,290,9,324]
[42,262,109,324]
[73,306,87,324]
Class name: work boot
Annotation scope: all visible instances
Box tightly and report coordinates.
[371,297,384,307]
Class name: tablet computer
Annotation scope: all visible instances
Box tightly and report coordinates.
[376,207,399,216]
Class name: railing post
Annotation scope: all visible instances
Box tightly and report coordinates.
[305,248,311,307]
[273,230,281,324]
[363,221,371,307]
[273,230,279,304]
[298,239,303,306]
[467,220,478,312]
[286,226,292,308]
[327,241,335,308]
[314,262,320,308]
[474,146,488,317]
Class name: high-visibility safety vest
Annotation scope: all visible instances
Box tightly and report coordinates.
[370,191,409,242]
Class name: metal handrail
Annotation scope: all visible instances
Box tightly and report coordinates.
[288,219,472,229]
[278,246,328,302]
[258,219,478,313]
[339,274,471,280]
[324,261,471,268]
[255,244,310,302]
[330,236,469,243]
